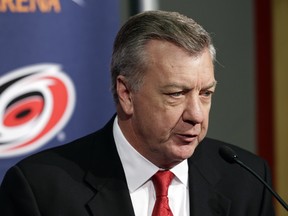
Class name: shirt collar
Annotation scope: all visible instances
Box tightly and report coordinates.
[113,116,188,192]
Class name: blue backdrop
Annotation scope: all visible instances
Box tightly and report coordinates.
[0,0,119,182]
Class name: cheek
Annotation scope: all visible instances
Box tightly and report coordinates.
[142,112,176,133]
[132,93,187,131]
[134,108,182,141]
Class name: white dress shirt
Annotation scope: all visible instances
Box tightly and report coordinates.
[113,117,190,216]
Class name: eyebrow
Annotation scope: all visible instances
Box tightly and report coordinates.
[204,80,217,89]
[161,80,217,90]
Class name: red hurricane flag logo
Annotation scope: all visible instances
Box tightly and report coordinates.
[0,64,76,158]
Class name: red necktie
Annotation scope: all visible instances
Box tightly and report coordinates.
[152,170,174,216]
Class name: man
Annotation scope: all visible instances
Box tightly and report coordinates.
[0,10,274,216]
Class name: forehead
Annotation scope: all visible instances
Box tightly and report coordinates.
[143,40,215,85]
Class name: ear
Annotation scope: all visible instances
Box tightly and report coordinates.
[116,75,134,115]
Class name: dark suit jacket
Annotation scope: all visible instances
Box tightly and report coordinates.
[0,117,274,216]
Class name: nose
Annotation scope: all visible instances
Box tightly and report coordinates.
[182,95,204,125]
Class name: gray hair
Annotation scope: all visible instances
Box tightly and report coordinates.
[111,10,216,103]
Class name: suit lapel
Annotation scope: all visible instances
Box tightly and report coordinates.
[85,171,135,216]
[188,140,231,216]
[82,116,135,216]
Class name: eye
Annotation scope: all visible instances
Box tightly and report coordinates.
[200,90,214,98]
[170,92,183,97]
[166,91,186,98]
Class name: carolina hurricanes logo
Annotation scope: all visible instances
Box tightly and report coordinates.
[0,64,76,158]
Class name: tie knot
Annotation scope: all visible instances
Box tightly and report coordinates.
[152,170,174,197]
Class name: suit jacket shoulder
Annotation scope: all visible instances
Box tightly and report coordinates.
[0,116,135,216]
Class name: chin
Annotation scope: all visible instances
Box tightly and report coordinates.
[177,145,197,159]
[169,151,193,163]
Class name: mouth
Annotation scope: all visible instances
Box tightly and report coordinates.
[175,133,198,144]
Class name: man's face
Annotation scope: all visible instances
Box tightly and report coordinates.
[118,40,216,168]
